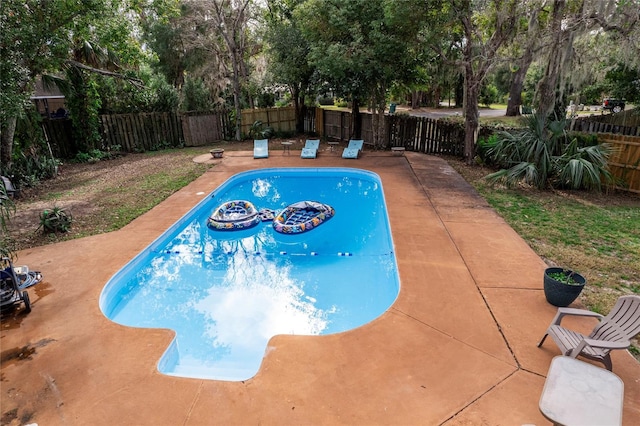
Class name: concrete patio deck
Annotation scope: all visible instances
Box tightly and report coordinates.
[2,149,639,425]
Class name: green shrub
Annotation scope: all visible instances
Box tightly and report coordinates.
[6,110,60,188]
[39,207,73,233]
[256,92,276,108]
[181,77,212,112]
[334,98,348,108]
[248,120,274,139]
[476,134,499,164]
[0,180,16,259]
[74,148,119,163]
[480,84,499,107]
[485,113,613,190]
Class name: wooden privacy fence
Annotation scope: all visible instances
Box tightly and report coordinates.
[570,118,640,136]
[387,114,465,156]
[570,110,640,136]
[100,112,183,151]
[322,110,352,141]
[599,134,640,193]
[181,110,231,146]
[320,109,464,155]
[43,111,232,157]
[43,107,464,158]
[240,106,296,135]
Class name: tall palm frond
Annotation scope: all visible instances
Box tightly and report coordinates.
[485,114,613,191]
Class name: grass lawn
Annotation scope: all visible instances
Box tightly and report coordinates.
[447,158,640,313]
[447,157,640,356]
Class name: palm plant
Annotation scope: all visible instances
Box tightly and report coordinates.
[485,113,612,190]
[556,138,612,190]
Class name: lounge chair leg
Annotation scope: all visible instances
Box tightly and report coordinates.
[537,334,548,347]
[603,356,613,371]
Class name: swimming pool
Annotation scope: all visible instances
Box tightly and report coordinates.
[100,168,399,381]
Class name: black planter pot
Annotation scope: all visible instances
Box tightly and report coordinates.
[543,267,586,307]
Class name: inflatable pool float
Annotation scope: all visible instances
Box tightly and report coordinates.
[208,200,260,230]
[273,201,334,234]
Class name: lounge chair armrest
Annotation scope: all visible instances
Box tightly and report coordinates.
[569,338,630,358]
[552,307,604,325]
[582,338,630,350]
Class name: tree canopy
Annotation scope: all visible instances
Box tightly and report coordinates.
[295,0,431,146]
[2,0,640,167]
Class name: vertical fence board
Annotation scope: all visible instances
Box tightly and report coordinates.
[240,107,296,136]
[599,134,640,193]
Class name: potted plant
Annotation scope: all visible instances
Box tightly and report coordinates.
[543,267,586,307]
[210,148,224,158]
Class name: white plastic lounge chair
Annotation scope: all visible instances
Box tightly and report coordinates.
[253,139,269,159]
[301,139,320,159]
[538,295,640,370]
[342,139,364,159]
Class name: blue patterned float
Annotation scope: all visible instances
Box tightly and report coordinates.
[208,200,260,231]
[273,201,334,234]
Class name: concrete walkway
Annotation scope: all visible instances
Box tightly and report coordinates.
[2,149,639,425]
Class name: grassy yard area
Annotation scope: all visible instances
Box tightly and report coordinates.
[447,157,640,357]
[447,158,640,316]
[8,147,213,250]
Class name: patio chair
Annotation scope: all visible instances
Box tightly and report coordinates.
[1,176,17,199]
[301,139,320,159]
[537,295,640,370]
[254,139,269,159]
[342,139,364,159]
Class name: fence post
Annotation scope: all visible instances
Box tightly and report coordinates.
[316,107,324,137]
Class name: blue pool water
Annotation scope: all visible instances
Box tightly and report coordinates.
[100,168,399,381]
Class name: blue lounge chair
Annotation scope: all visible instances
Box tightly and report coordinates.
[301,139,320,159]
[342,139,364,159]
[254,139,269,159]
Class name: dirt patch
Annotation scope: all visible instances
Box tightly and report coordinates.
[5,140,297,251]
[7,148,212,250]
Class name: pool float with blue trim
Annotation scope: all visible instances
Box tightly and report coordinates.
[273,201,334,234]
[208,200,260,230]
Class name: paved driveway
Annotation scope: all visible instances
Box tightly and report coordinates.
[398,105,507,119]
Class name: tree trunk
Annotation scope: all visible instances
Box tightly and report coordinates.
[370,85,387,149]
[1,116,17,171]
[229,45,242,140]
[463,66,480,164]
[232,75,242,141]
[454,74,464,108]
[433,86,442,108]
[506,48,534,116]
[351,98,361,140]
[291,84,306,133]
[535,0,566,118]
[411,91,419,109]
[506,7,540,116]
[212,0,251,141]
